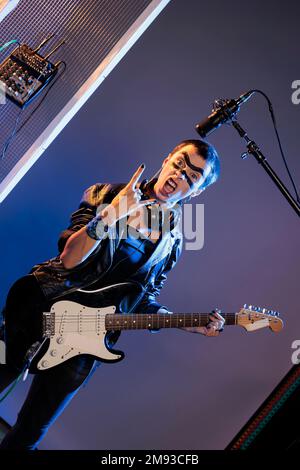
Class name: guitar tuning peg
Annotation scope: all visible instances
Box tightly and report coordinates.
[244,304,248,309]
[257,307,262,312]
[262,308,266,314]
[249,305,252,310]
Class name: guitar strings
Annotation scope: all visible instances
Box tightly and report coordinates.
[50,313,234,318]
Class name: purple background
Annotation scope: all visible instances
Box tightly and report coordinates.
[0,0,300,449]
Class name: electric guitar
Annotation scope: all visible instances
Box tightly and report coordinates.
[3,278,283,374]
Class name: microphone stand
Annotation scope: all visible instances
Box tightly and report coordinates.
[231,120,300,217]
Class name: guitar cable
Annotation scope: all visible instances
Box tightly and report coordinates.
[0,338,46,403]
[0,39,20,53]
[0,364,27,404]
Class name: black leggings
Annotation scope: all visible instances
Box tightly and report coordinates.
[0,275,100,450]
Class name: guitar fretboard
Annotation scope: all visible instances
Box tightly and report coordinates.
[105,313,236,331]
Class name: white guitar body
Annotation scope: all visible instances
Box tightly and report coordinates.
[37,301,122,370]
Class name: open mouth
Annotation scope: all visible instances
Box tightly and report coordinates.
[163,177,177,195]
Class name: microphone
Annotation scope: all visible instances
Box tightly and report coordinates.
[195,91,255,138]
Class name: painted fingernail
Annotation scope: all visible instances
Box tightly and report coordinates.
[141,163,145,168]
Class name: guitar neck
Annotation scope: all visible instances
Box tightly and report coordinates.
[105,313,236,331]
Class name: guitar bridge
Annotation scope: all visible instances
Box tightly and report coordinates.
[42,312,55,337]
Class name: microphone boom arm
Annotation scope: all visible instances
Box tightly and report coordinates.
[231,119,300,217]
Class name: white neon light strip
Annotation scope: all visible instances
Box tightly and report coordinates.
[0,0,171,203]
[0,0,20,23]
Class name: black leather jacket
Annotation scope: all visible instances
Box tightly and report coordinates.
[30,182,183,314]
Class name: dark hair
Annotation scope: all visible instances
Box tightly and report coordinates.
[170,139,220,190]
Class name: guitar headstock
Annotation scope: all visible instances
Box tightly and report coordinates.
[236,305,284,333]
